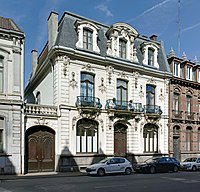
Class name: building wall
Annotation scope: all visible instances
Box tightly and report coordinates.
[0,23,25,174]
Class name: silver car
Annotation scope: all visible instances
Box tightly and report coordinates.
[86,157,133,176]
[180,157,200,171]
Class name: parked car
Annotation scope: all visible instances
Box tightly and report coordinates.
[134,157,180,174]
[180,157,200,171]
[86,157,133,176]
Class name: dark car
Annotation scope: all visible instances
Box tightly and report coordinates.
[134,157,180,174]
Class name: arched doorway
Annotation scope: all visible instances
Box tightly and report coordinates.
[114,123,127,157]
[25,126,55,173]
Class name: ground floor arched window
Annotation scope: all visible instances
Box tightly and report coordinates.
[143,123,158,153]
[76,118,98,153]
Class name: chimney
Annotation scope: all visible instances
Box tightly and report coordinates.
[48,11,58,51]
[150,34,157,41]
[31,50,38,76]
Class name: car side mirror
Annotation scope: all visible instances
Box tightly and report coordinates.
[107,162,110,165]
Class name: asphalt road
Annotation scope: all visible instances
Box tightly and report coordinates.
[1,171,200,192]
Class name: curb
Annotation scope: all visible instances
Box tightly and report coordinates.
[0,172,87,181]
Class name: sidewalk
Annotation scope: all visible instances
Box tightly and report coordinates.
[0,171,86,181]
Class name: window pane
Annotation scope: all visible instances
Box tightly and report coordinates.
[0,57,3,93]
[83,29,93,50]
[119,39,126,59]
[148,49,154,65]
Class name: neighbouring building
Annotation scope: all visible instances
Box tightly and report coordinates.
[0,16,25,174]
[168,49,200,161]
[24,11,171,173]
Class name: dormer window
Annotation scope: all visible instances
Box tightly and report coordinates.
[75,21,100,53]
[106,23,139,62]
[174,62,180,77]
[141,42,159,68]
[119,39,127,59]
[83,28,93,50]
[186,65,192,80]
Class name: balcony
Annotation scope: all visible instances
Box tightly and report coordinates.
[185,111,195,121]
[75,96,102,118]
[75,96,102,109]
[172,110,183,119]
[106,99,143,112]
[25,104,58,117]
[105,99,144,119]
[144,105,162,114]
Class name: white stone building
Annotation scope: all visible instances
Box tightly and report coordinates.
[0,16,25,174]
[24,11,171,173]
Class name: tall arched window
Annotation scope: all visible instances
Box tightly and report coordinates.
[76,119,98,153]
[116,79,128,109]
[186,95,192,113]
[146,84,156,112]
[186,127,192,151]
[143,123,158,153]
[0,56,4,93]
[81,72,94,97]
[173,92,180,114]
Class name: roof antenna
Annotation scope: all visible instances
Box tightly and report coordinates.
[178,0,181,57]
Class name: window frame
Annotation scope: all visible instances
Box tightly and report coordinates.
[76,119,98,153]
[0,56,4,93]
[83,28,93,50]
[143,124,158,153]
[173,92,180,114]
[174,62,180,77]
[119,38,127,59]
[148,48,154,66]
[186,65,192,80]
[0,117,5,153]
[146,84,156,106]
[186,127,192,151]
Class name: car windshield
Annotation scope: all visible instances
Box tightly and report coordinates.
[99,158,109,163]
[183,158,197,162]
[144,158,160,164]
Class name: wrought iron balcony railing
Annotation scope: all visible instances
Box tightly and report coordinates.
[75,96,102,109]
[105,99,144,112]
[144,105,162,115]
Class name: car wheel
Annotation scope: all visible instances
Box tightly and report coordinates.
[173,166,179,172]
[97,168,105,176]
[149,166,156,174]
[192,166,197,171]
[125,168,132,175]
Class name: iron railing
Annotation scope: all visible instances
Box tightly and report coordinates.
[144,105,162,114]
[75,96,102,109]
[106,99,144,112]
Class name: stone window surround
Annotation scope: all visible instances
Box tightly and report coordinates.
[75,20,100,53]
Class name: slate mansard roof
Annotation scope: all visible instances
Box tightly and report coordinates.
[53,11,171,75]
[0,16,22,32]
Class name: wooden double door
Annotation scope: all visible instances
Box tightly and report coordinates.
[26,126,55,173]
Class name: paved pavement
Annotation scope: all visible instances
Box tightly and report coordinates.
[0,171,87,181]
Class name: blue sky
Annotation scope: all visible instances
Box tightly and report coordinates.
[1,0,200,85]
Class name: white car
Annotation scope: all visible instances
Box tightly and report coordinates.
[86,157,133,176]
[180,157,200,171]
